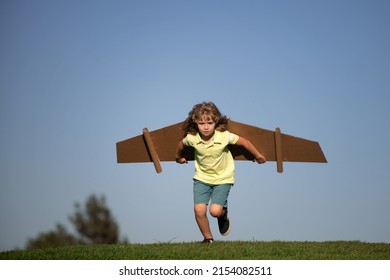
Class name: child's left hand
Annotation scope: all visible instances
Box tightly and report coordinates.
[254,155,266,164]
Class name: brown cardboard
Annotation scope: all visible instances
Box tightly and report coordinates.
[116,120,327,173]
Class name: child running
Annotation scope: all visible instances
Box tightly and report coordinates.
[175,101,266,243]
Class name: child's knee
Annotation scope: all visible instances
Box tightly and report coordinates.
[194,204,207,216]
[209,204,223,217]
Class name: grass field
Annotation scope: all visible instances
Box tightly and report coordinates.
[1,241,389,260]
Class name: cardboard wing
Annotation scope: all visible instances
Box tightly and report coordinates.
[116,120,327,173]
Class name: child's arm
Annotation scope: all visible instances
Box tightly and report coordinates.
[175,140,187,164]
[236,136,266,164]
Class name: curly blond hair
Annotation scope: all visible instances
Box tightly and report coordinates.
[181,102,229,135]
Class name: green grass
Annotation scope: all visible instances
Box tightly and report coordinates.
[1,241,389,260]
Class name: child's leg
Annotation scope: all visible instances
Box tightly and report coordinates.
[194,203,213,240]
[209,184,231,216]
[209,184,232,236]
[209,204,225,218]
[193,180,214,240]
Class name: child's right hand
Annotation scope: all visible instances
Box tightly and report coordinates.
[176,157,187,164]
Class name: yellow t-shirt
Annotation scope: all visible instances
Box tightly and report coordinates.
[183,130,239,184]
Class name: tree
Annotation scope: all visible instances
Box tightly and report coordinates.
[26,194,123,249]
[26,223,80,249]
[69,194,119,244]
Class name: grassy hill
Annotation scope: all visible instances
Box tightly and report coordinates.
[1,241,389,260]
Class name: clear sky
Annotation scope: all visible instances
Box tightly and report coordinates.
[1,0,389,251]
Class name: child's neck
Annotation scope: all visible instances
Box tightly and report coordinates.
[200,131,215,144]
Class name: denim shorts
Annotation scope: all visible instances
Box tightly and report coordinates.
[193,179,232,207]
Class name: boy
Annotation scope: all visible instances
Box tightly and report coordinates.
[176,102,266,243]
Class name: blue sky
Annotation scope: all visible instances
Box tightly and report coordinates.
[1,0,389,251]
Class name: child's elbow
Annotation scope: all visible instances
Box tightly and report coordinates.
[238,137,250,148]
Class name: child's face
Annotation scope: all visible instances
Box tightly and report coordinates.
[195,114,216,139]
